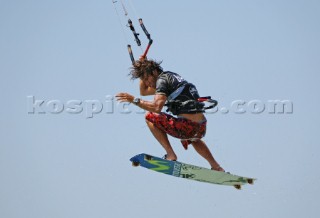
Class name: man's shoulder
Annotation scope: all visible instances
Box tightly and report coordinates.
[159,71,185,83]
[161,71,180,77]
[158,71,178,76]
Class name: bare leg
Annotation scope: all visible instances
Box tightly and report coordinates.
[191,140,224,172]
[146,120,177,161]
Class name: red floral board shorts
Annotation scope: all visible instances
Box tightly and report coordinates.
[145,112,207,150]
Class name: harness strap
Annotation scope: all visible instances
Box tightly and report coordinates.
[167,83,187,101]
[165,96,218,115]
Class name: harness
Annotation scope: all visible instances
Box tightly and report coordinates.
[165,83,218,115]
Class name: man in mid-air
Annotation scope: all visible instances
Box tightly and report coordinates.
[116,59,224,172]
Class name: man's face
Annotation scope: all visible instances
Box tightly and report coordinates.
[142,71,158,88]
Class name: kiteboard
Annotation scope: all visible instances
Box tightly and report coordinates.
[130,153,256,189]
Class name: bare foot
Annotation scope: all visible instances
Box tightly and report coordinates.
[211,166,225,172]
[163,154,177,161]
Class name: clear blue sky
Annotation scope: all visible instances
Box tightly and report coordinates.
[1,0,319,217]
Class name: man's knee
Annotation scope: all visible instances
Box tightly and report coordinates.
[146,112,159,128]
[145,111,153,122]
[145,112,169,128]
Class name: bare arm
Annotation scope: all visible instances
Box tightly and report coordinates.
[139,79,156,96]
[138,94,167,113]
[115,92,167,113]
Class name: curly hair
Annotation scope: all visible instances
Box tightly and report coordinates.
[129,59,163,80]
